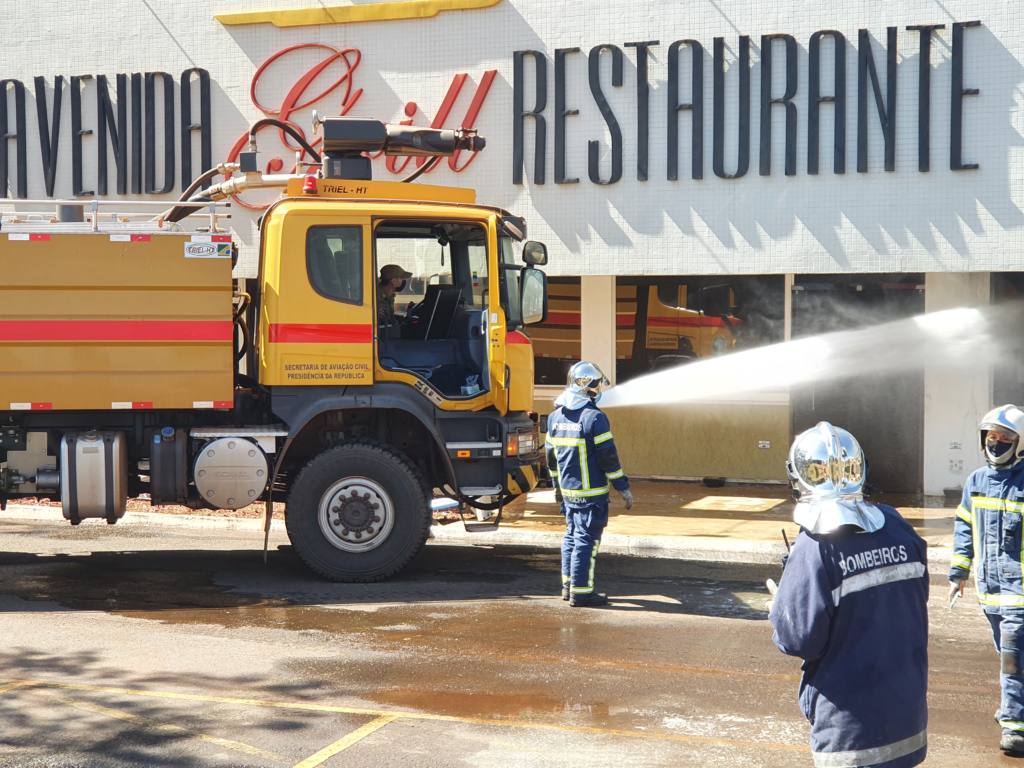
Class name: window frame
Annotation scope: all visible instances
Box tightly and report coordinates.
[305,224,364,306]
[371,217,490,312]
[499,236,523,330]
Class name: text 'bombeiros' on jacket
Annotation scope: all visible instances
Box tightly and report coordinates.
[769,504,930,768]
[950,462,1024,611]
[544,401,629,507]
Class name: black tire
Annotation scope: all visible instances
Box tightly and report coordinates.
[285,441,431,582]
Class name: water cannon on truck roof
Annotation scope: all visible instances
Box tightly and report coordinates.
[163,115,487,223]
[0,116,549,582]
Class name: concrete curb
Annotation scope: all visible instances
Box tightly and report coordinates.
[430,522,787,564]
[430,523,955,568]
[4,505,953,568]
[2,505,287,533]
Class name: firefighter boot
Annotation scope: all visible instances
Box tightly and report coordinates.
[1001,732,1024,755]
[570,592,609,608]
[561,585,570,601]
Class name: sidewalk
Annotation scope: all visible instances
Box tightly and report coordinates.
[432,480,957,567]
[4,480,957,568]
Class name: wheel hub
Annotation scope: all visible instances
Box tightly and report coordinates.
[318,478,394,552]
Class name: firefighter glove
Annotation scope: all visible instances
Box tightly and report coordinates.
[619,488,634,510]
[948,578,965,609]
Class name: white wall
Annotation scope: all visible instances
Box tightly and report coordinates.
[922,272,991,498]
[0,2,1020,278]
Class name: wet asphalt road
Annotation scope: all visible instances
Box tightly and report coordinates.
[0,516,1015,767]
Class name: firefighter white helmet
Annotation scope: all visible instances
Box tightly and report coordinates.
[786,421,885,534]
[979,404,1024,469]
[566,361,610,399]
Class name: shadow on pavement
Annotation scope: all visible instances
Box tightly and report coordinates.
[0,648,335,768]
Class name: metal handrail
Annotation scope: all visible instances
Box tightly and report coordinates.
[0,199,232,233]
[0,199,230,207]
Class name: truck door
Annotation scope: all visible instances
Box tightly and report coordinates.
[259,207,374,387]
[491,223,513,415]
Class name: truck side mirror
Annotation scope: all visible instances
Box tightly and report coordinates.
[522,241,548,266]
[520,267,547,325]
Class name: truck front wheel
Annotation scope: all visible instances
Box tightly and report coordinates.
[285,441,431,582]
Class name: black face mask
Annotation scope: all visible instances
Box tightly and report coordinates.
[988,438,1016,458]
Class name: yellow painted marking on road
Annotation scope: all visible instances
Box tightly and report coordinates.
[50,693,285,763]
[293,715,397,767]
[0,680,34,695]
[28,680,806,753]
[215,0,500,28]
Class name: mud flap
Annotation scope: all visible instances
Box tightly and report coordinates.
[262,496,274,565]
[458,498,504,532]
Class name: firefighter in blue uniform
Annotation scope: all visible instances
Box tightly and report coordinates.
[545,361,632,607]
[949,404,1024,755]
[769,422,929,768]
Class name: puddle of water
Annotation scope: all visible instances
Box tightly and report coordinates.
[373,688,594,720]
[6,564,271,613]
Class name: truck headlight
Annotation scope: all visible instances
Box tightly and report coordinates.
[517,432,538,455]
[507,429,539,457]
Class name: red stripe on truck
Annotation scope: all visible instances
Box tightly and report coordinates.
[0,320,233,342]
[267,323,373,343]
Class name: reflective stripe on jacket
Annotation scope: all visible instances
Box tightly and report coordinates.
[545,402,629,508]
[769,504,929,768]
[950,463,1024,611]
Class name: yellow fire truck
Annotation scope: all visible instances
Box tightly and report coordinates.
[0,117,548,581]
[532,278,737,384]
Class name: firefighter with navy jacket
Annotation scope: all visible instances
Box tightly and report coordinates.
[769,422,929,768]
[545,361,632,607]
[949,404,1024,755]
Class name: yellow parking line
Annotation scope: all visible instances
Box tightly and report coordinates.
[51,681,384,716]
[28,680,806,753]
[0,681,33,695]
[50,693,286,764]
[293,715,397,767]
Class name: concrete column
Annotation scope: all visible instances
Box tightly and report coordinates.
[923,272,991,499]
[580,275,617,385]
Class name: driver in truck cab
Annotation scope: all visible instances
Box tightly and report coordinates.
[377,264,413,326]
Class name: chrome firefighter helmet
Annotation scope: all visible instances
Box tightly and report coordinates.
[979,404,1024,469]
[787,422,866,500]
[786,421,884,534]
[566,360,610,399]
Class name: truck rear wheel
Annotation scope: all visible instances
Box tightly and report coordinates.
[285,441,431,582]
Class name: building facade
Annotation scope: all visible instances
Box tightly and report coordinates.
[1,0,1020,497]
